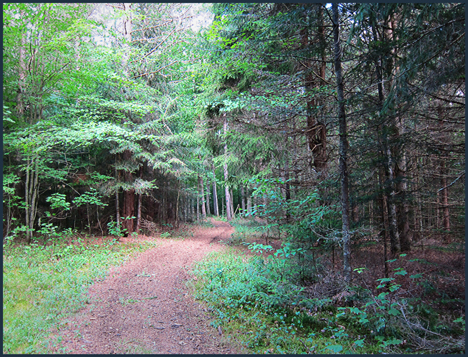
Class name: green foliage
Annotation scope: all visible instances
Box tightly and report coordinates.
[191,250,376,354]
[72,188,107,208]
[106,217,134,238]
[192,227,465,354]
[46,193,70,211]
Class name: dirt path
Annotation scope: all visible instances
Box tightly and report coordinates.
[55,219,238,354]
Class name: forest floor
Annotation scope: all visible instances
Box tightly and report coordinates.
[51,219,240,354]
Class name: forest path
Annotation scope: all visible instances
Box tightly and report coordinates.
[55,219,238,354]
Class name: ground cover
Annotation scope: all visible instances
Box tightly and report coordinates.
[3,235,159,353]
[190,217,465,354]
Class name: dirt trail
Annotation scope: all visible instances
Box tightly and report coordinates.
[55,219,237,354]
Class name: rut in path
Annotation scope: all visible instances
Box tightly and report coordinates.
[55,219,238,354]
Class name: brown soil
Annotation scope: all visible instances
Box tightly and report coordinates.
[54,219,240,354]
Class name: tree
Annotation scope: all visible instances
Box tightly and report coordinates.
[332,3,351,282]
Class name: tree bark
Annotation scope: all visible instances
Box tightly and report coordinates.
[122,150,135,234]
[175,189,180,228]
[379,167,390,278]
[212,161,219,216]
[240,186,245,215]
[191,198,194,220]
[206,180,211,215]
[247,191,252,218]
[16,9,26,120]
[301,4,327,172]
[199,175,206,219]
[115,162,120,232]
[136,167,143,233]
[196,181,200,221]
[333,3,351,282]
[385,144,401,254]
[441,161,450,241]
[223,114,232,221]
[371,20,400,255]
[230,189,235,218]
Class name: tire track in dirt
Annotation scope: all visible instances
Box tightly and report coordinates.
[55,219,237,354]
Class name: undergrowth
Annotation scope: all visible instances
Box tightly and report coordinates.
[190,248,465,354]
[3,237,160,354]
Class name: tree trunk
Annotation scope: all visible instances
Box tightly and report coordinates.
[206,180,211,215]
[385,145,401,254]
[191,198,194,220]
[136,166,143,233]
[240,186,246,215]
[396,150,412,251]
[122,150,135,234]
[441,161,450,241]
[175,189,180,228]
[115,163,120,232]
[301,4,327,173]
[223,114,232,221]
[247,190,252,218]
[379,167,390,278]
[230,189,235,218]
[196,181,200,221]
[333,3,351,282]
[212,162,219,216]
[284,161,291,223]
[25,155,40,243]
[16,9,26,120]
[199,175,206,219]
[371,20,400,255]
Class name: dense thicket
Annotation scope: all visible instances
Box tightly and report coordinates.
[3,3,464,277]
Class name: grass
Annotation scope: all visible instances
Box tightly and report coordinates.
[3,237,160,354]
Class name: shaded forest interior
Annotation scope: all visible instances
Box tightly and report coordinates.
[2,3,465,354]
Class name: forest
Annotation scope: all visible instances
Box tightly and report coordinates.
[3,3,465,354]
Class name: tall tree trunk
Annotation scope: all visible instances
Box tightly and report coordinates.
[379,167,390,278]
[199,175,206,219]
[372,21,400,255]
[212,162,219,216]
[240,186,245,215]
[119,4,135,234]
[122,150,135,234]
[333,3,351,282]
[191,198,194,220]
[396,149,412,251]
[301,4,327,173]
[25,155,40,243]
[196,181,200,221]
[25,156,31,241]
[440,161,450,241]
[284,161,291,223]
[206,180,211,215]
[230,189,235,218]
[385,144,401,254]
[247,192,252,218]
[223,114,232,221]
[136,166,143,233]
[175,189,180,228]
[17,9,26,120]
[115,163,120,232]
